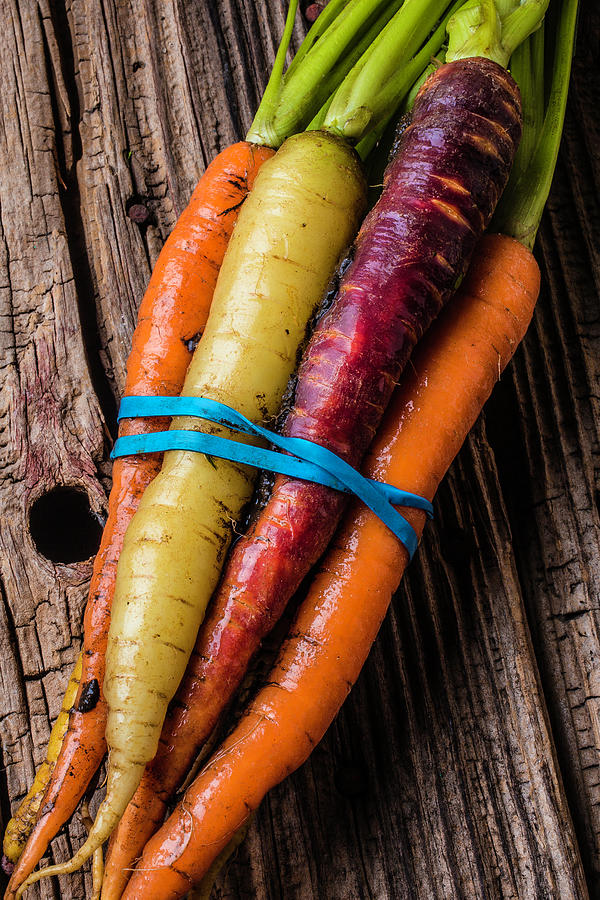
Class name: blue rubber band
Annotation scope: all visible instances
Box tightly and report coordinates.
[111,395,433,558]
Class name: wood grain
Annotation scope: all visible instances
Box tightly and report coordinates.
[0,2,597,898]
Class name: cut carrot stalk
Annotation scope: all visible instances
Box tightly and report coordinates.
[121,232,541,899]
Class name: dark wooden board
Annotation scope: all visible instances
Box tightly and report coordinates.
[0,2,597,898]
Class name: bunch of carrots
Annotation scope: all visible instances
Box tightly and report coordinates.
[3,0,579,896]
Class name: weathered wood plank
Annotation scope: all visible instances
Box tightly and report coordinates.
[0,2,108,896]
[0,2,597,899]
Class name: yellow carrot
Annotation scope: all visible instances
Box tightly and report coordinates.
[2,652,83,867]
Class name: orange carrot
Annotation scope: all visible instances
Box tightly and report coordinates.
[121,233,540,898]
[6,141,273,898]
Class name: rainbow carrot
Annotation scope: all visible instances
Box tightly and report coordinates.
[120,2,577,889]
[100,2,565,889]
[120,0,580,886]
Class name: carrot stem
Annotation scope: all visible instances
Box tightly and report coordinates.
[304,0,405,135]
[502,0,550,60]
[322,0,453,141]
[492,0,579,248]
[246,0,299,148]
[508,24,545,177]
[283,0,348,81]
[446,0,549,66]
[285,0,401,90]
[249,0,392,146]
[354,0,463,160]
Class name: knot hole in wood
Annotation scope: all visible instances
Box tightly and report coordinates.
[28,486,104,566]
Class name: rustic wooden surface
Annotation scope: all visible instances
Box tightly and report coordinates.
[0,2,598,898]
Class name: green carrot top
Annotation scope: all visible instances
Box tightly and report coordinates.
[248,0,403,148]
[255,0,550,155]
[446,0,550,68]
[492,0,579,248]
[250,0,460,151]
